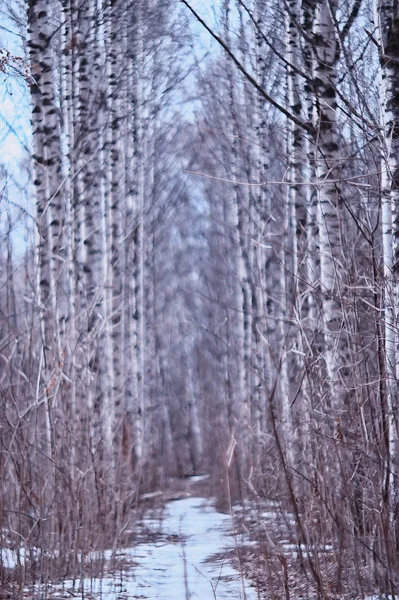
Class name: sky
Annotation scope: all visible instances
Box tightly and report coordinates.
[0,0,223,161]
[0,0,224,253]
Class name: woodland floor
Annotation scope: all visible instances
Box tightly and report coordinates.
[2,476,380,599]
[19,476,258,600]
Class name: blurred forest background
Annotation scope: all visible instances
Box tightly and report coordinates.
[1,0,399,596]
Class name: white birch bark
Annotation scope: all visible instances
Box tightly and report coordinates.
[60,0,78,468]
[100,0,116,457]
[222,2,249,480]
[28,0,65,459]
[252,0,274,450]
[122,2,139,475]
[80,0,112,458]
[279,181,294,468]
[108,0,125,470]
[286,0,307,281]
[285,0,311,467]
[132,0,145,466]
[302,0,319,325]
[313,0,342,404]
[179,305,203,473]
[374,0,399,518]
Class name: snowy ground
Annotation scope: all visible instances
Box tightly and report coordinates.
[38,496,259,600]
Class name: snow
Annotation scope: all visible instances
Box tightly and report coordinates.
[185,474,210,483]
[1,546,51,570]
[1,547,22,569]
[130,497,254,598]
[51,497,259,599]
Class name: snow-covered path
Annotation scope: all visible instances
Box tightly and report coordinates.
[130,496,258,599]
[65,496,259,600]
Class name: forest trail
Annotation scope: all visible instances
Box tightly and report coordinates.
[52,496,259,600]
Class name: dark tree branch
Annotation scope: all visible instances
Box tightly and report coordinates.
[236,0,314,86]
[341,0,363,41]
[180,0,314,135]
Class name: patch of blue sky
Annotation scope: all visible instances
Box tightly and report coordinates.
[0,3,31,163]
[0,10,33,255]
[0,6,33,253]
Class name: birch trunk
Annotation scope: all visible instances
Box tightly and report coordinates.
[374,0,399,525]
[252,0,274,460]
[60,0,76,427]
[99,0,115,458]
[286,0,306,281]
[28,0,65,460]
[132,0,145,467]
[285,0,312,468]
[313,0,342,407]
[108,0,125,471]
[222,0,249,483]
[123,3,139,476]
[81,0,112,461]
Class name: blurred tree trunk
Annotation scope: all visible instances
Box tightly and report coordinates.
[374,0,399,538]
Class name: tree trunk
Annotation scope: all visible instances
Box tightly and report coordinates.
[374,0,399,536]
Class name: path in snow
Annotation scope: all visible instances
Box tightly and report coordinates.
[62,496,259,600]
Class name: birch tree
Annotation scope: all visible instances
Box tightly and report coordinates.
[28,0,66,468]
[374,0,399,541]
